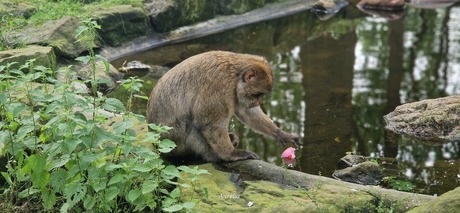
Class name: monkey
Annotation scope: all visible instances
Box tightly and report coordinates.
[146,51,300,162]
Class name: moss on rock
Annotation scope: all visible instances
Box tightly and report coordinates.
[408,186,460,213]
[93,5,151,47]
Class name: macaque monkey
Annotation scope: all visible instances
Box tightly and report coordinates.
[146,51,300,162]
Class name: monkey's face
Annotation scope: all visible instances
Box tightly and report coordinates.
[237,66,273,109]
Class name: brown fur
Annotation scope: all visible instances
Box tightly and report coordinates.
[146,51,299,162]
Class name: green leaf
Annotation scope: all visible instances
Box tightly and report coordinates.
[50,169,67,193]
[16,125,35,140]
[75,55,91,64]
[63,182,87,205]
[127,189,141,203]
[50,154,70,169]
[108,173,124,186]
[158,139,176,153]
[142,180,159,194]
[133,163,153,173]
[112,120,133,135]
[102,98,126,112]
[161,165,180,179]
[105,186,119,202]
[83,195,96,209]
[41,188,57,210]
[170,188,180,199]
[182,201,197,210]
[148,123,173,133]
[163,204,183,212]
[106,163,123,171]
[18,187,40,198]
[1,172,13,186]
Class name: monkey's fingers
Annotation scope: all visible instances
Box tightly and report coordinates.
[231,149,259,161]
[291,135,301,149]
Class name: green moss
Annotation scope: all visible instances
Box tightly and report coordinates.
[179,164,387,213]
[408,187,460,213]
[152,0,216,33]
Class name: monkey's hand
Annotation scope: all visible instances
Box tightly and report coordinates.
[274,130,301,149]
[229,149,260,161]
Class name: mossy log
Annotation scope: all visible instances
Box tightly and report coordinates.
[219,160,434,211]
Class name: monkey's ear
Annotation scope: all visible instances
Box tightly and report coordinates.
[243,69,256,83]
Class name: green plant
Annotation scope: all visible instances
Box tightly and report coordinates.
[0,18,205,212]
[383,176,416,192]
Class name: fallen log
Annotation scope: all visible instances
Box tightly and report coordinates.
[218,160,434,211]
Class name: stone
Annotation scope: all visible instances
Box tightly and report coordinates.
[337,154,367,169]
[332,161,384,185]
[0,1,35,19]
[408,186,460,213]
[93,5,151,47]
[0,45,56,72]
[73,60,123,94]
[216,0,272,15]
[145,0,216,33]
[6,16,87,59]
[384,96,460,144]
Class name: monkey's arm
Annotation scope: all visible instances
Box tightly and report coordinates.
[235,107,300,148]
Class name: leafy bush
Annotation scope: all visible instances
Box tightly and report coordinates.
[0,18,207,212]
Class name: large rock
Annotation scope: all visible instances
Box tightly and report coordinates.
[0,1,35,19]
[0,45,56,71]
[332,161,384,185]
[93,5,151,47]
[145,0,216,33]
[408,186,460,213]
[384,96,460,144]
[6,16,87,59]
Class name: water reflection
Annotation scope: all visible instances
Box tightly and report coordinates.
[111,3,460,195]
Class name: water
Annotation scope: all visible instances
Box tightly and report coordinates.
[111,3,460,195]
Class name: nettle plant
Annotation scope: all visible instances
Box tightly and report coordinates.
[0,19,207,212]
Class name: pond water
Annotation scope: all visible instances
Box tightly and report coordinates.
[111,2,460,195]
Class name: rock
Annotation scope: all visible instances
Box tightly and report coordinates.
[119,61,169,78]
[216,0,275,15]
[120,61,152,73]
[6,16,87,59]
[0,1,35,19]
[0,45,56,72]
[384,96,460,144]
[332,161,384,185]
[145,0,216,33]
[311,0,349,21]
[357,0,405,11]
[337,154,367,169]
[93,5,151,47]
[407,186,460,213]
[73,60,123,93]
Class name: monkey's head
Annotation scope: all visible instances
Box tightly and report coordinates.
[236,59,273,109]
